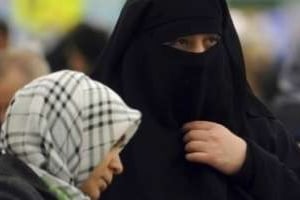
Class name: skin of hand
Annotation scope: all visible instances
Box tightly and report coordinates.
[182,121,247,175]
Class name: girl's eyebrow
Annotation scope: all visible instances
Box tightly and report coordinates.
[112,135,126,149]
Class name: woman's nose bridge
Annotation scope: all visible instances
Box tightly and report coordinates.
[191,36,205,53]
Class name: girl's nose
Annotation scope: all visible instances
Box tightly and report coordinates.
[109,154,124,175]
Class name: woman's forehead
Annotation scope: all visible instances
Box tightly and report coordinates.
[140,0,223,39]
[144,19,222,43]
[146,0,222,21]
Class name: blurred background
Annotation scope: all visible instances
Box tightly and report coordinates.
[1,0,300,140]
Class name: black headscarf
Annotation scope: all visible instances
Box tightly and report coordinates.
[91,0,273,199]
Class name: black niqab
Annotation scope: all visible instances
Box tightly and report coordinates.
[91,0,274,199]
[130,34,236,129]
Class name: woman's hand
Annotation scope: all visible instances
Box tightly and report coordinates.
[183,121,247,175]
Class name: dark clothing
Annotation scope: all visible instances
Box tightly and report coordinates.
[0,154,57,200]
[91,0,300,199]
[272,103,300,141]
[97,107,300,200]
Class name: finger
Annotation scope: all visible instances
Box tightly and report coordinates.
[185,141,208,153]
[183,130,210,142]
[182,121,216,132]
[185,152,210,163]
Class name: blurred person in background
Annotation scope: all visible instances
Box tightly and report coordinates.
[0,48,50,125]
[92,0,300,199]
[230,10,276,103]
[46,23,108,75]
[272,42,300,142]
[256,3,300,107]
[241,34,274,102]
[0,19,9,51]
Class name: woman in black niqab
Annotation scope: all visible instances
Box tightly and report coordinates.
[91,0,300,199]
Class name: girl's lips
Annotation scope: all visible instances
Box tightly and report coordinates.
[104,174,113,185]
[100,176,112,191]
[100,179,108,192]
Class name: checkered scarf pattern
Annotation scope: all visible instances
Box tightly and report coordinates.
[0,70,141,199]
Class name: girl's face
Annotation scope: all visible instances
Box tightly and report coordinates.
[80,139,125,200]
[164,33,220,53]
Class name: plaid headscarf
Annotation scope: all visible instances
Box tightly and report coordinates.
[0,70,141,199]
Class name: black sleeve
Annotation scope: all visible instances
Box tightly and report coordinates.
[0,154,57,200]
[231,119,300,200]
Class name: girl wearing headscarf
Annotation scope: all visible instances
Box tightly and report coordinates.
[91,0,300,199]
[0,70,141,200]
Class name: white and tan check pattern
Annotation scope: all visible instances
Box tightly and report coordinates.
[0,70,141,199]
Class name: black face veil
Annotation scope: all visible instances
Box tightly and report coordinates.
[91,0,272,199]
[96,0,246,127]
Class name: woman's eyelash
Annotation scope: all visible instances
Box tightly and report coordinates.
[177,38,188,44]
[210,36,221,41]
[163,39,188,48]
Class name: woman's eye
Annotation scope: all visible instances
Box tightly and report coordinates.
[163,38,189,49]
[204,36,220,48]
[163,34,220,53]
[176,38,189,46]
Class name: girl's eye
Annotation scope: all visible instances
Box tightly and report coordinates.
[112,135,126,150]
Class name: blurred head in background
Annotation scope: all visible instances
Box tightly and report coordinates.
[47,23,108,75]
[271,41,300,141]
[0,48,50,124]
[0,19,9,51]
